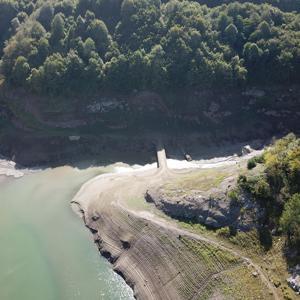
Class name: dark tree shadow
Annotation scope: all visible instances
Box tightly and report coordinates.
[258,226,273,251]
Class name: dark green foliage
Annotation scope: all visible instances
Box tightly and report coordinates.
[12,56,30,86]
[193,0,300,12]
[0,0,300,95]
[247,158,257,170]
[239,134,300,248]
[280,194,300,246]
[238,174,272,201]
[0,0,37,55]
[228,189,239,204]
[87,19,110,55]
[258,226,272,251]
[37,3,54,30]
[216,226,231,238]
[247,155,265,169]
[224,24,238,45]
[254,155,264,164]
[50,13,65,46]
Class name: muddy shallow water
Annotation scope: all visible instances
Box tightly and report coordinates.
[0,166,134,300]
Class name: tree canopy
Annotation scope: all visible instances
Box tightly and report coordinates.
[0,0,300,95]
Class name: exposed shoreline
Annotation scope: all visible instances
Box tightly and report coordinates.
[71,147,278,300]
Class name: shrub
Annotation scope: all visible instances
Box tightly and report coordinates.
[237,175,248,189]
[247,158,257,169]
[247,155,265,169]
[216,226,231,238]
[254,154,265,164]
[228,188,240,204]
[252,177,271,200]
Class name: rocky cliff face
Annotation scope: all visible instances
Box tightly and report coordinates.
[145,190,238,229]
[145,177,260,230]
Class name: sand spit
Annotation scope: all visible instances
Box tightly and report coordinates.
[71,149,278,300]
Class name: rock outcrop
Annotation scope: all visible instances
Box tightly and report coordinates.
[145,179,240,229]
[287,265,300,294]
[145,176,261,230]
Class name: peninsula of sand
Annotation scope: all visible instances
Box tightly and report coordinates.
[71,146,280,300]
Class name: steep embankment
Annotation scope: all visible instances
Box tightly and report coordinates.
[71,148,278,300]
[1,86,300,167]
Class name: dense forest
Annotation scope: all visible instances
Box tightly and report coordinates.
[0,0,299,95]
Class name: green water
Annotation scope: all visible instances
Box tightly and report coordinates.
[0,167,134,300]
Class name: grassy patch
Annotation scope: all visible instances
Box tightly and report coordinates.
[179,236,274,300]
[227,230,265,255]
[180,236,240,267]
[219,265,274,300]
[163,168,234,198]
[178,220,208,234]
[216,230,297,299]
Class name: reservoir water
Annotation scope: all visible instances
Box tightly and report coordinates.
[0,166,134,300]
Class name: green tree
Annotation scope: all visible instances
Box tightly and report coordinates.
[224,24,238,45]
[75,15,86,36]
[128,49,149,90]
[30,21,46,40]
[231,55,247,83]
[104,54,129,91]
[28,67,44,92]
[54,0,75,16]
[85,52,103,89]
[218,13,231,32]
[83,38,96,59]
[50,13,65,46]
[87,19,110,55]
[147,44,167,90]
[85,10,95,24]
[278,50,294,82]
[258,21,271,38]
[0,0,18,52]
[280,194,300,246]
[164,25,192,87]
[243,42,262,62]
[42,53,67,94]
[121,0,136,19]
[37,3,54,30]
[65,50,85,91]
[12,56,30,85]
[37,38,50,62]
